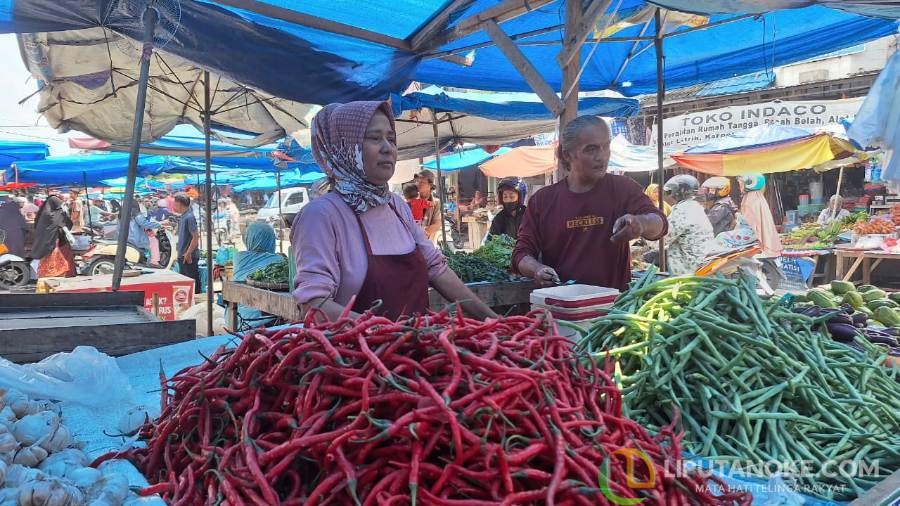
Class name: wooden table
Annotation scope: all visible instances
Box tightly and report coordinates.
[0,291,194,363]
[834,249,900,284]
[223,279,537,329]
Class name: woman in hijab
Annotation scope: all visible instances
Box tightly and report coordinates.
[292,100,496,321]
[228,222,283,329]
[644,184,672,216]
[32,195,76,278]
[0,198,28,257]
[739,173,783,257]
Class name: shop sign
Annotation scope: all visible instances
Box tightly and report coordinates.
[651,98,864,150]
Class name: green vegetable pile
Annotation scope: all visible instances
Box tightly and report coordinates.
[802,281,900,327]
[470,234,515,271]
[576,269,900,501]
[248,259,289,284]
[443,235,515,283]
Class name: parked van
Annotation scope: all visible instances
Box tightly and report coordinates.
[255,186,310,224]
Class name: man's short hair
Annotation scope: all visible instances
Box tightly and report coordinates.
[417,170,435,185]
[174,193,191,207]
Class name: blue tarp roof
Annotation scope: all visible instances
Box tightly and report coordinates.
[10,153,168,185]
[416,4,898,96]
[0,140,50,168]
[694,72,775,97]
[1,1,895,105]
[233,171,326,192]
[397,86,639,120]
[423,147,510,171]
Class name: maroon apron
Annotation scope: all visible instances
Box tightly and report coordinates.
[351,203,429,320]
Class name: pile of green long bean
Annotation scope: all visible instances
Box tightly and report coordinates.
[575,268,900,501]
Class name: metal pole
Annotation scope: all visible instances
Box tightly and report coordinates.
[654,8,667,273]
[203,71,214,337]
[276,169,283,255]
[430,110,449,247]
[112,7,158,290]
[83,171,93,234]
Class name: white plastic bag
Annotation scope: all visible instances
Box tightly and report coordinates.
[0,347,133,407]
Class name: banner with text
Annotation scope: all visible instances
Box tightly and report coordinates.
[652,98,864,150]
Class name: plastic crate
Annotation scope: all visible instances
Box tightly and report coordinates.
[530,284,619,309]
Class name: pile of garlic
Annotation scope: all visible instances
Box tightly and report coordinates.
[0,389,160,506]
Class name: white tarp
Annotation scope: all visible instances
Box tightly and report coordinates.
[18,29,318,147]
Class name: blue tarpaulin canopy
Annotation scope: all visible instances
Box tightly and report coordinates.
[233,171,326,192]
[423,147,511,171]
[0,140,49,170]
[10,153,168,185]
[416,4,898,96]
[394,86,638,158]
[397,86,639,121]
[2,1,896,107]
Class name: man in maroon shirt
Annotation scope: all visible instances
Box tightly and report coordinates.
[512,116,668,290]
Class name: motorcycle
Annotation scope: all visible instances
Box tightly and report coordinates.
[0,230,33,288]
[695,242,783,295]
[77,223,177,276]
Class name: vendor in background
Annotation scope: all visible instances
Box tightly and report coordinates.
[228,222,282,329]
[663,175,715,275]
[173,193,201,293]
[416,170,442,241]
[32,194,76,278]
[487,177,527,240]
[817,194,850,226]
[739,173,782,257]
[644,183,671,216]
[513,116,667,290]
[701,177,738,236]
[68,189,84,233]
[292,100,496,321]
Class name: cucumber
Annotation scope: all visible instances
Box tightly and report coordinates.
[806,289,837,309]
[842,291,864,309]
[830,280,855,295]
[868,299,900,310]
[863,289,887,303]
[889,292,900,303]
[874,306,900,327]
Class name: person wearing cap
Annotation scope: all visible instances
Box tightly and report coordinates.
[663,175,715,276]
[701,177,738,236]
[488,177,527,241]
[416,170,442,241]
[292,100,496,321]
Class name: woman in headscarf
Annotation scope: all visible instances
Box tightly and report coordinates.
[292,100,496,321]
[32,194,76,278]
[0,198,28,257]
[228,222,283,329]
[644,183,672,216]
[738,173,782,257]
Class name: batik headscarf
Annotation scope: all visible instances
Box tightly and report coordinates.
[311,100,394,214]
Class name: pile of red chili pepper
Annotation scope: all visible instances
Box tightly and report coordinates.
[100,309,751,505]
